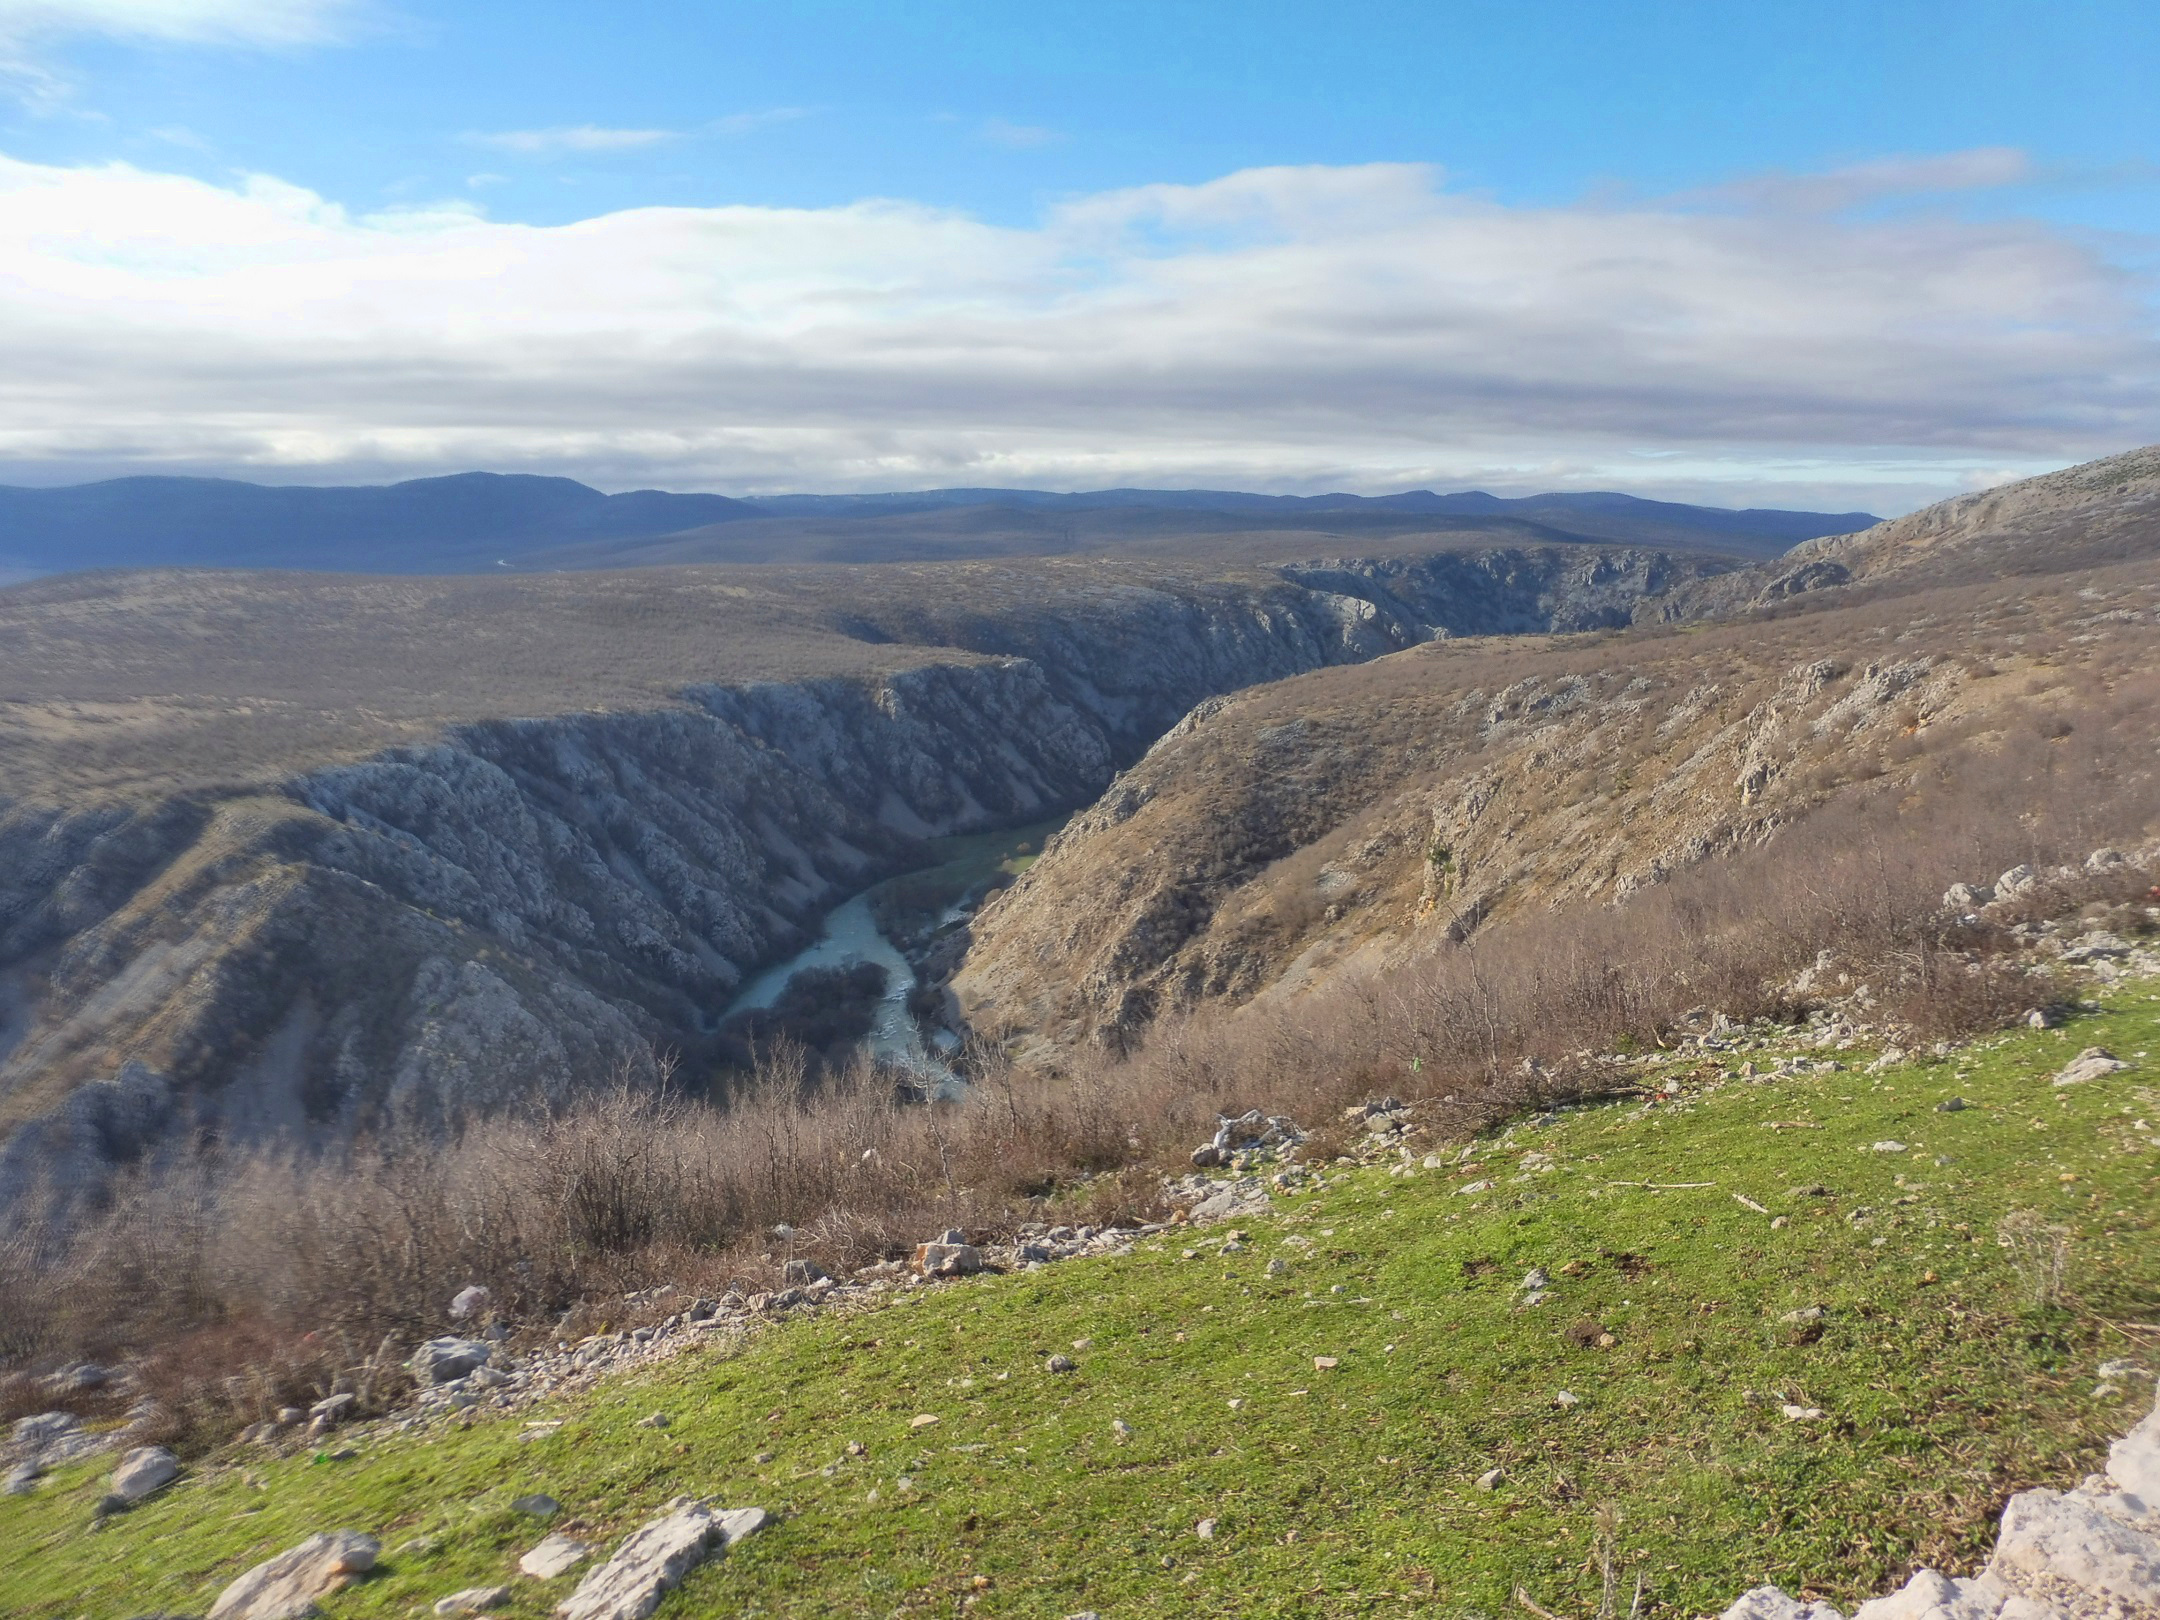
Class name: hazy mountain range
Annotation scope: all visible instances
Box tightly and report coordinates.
[0,471,1879,578]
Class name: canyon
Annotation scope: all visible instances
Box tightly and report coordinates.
[0,540,1742,1206]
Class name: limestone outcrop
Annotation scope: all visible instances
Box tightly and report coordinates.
[1721,1387,2160,1620]
[0,543,1719,1207]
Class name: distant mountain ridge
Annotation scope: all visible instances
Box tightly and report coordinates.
[0,472,757,577]
[749,484,1875,535]
[0,469,1879,578]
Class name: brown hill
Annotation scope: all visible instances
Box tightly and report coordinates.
[952,557,2160,1057]
[1659,444,2160,617]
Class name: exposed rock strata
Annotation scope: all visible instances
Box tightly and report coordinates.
[1660,444,2160,619]
[0,544,1722,1204]
[953,563,2160,1052]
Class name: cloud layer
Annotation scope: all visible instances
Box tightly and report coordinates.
[0,149,2152,504]
[0,0,351,45]
[467,125,677,156]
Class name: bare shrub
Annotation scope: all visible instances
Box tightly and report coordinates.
[1996,1210,2072,1310]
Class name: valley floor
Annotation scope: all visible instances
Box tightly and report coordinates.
[3,986,2157,1618]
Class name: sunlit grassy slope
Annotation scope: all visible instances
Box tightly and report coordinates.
[5,987,2156,1619]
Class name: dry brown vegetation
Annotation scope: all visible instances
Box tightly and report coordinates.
[5,706,2153,1450]
[6,462,2160,1452]
[957,559,2160,1049]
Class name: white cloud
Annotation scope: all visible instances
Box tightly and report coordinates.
[467,125,677,156]
[0,0,353,45]
[1704,146,2039,214]
[979,117,1061,150]
[0,0,358,106]
[0,149,2151,508]
[710,107,810,137]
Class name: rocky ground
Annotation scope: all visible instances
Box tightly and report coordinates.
[0,541,1739,1212]
[3,882,2156,1617]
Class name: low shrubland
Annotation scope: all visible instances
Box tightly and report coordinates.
[3,726,2155,1455]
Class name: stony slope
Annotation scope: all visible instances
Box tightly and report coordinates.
[1660,444,2160,618]
[0,543,1735,1205]
[953,560,2160,1054]
[2,978,2154,1616]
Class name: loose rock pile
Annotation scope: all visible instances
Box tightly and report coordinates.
[1190,1109,1306,1169]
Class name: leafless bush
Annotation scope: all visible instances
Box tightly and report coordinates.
[1997,1210,2072,1310]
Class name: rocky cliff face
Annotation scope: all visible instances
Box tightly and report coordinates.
[952,560,2160,1056]
[0,542,1732,1205]
[1655,443,2160,619]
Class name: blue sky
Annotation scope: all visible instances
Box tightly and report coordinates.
[0,0,2155,508]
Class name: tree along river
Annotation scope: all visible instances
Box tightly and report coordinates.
[719,816,1067,1090]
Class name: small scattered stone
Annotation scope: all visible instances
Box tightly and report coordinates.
[1780,1404,1826,1422]
[206,1530,379,1620]
[1046,1355,1076,1374]
[511,1493,561,1518]
[1936,1097,1970,1113]
[1195,1518,1216,1540]
[1554,1391,1580,1408]
[1871,1140,1908,1153]
[1780,1306,1825,1325]
[449,1285,492,1320]
[433,1586,510,1615]
[1475,1468,1504,1491]
[519,1532,593,1579]
[910,1414,940,1428]
[638,1413,670,1429]
[1111,1419,1133,1438]
[1313,1356,1339,1371]
[110,1446,179,1504]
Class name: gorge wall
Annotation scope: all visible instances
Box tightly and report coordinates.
[0,543,1737,1207]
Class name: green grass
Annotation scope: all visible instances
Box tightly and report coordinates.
[6,989,2158,1619]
